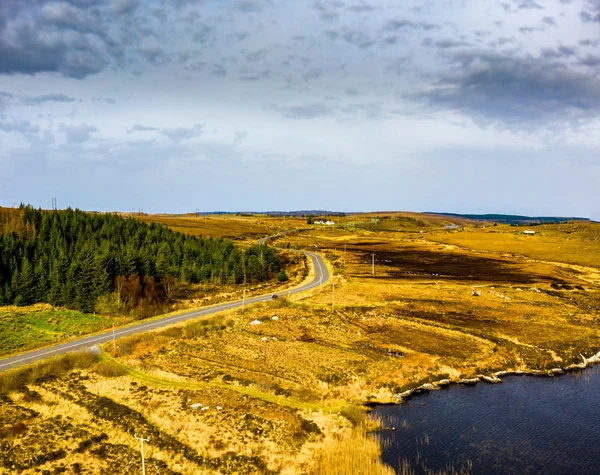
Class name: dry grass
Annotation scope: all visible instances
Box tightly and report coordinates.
[2,212,599,473]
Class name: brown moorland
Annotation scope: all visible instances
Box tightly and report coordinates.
[1,212,599,474]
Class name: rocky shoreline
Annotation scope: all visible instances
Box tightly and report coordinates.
[392,351,600,403]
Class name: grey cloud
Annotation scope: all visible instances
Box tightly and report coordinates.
[337,28,376,48]
[0,91,77,106]
[422,38,470,49]
[235,0,263,12]
[159,124,203,143]
[541,46,576,59]
[519,27,537,34]
[542,16,557,26]
[385,19,440,31]
[59,123,98,143]
[92,97,116,104]
[517,0,543,9]
[0,117,41,135]
[346,3,375,13]
[580,0,600,22]
[415,50,600,124]
[313,0,344,21]
[109,0,139,14]
[128,124,157,133]
[127,123,203,142]
[0,1,110,78]
[277,103,332,119]
[41,2,82,26]
[580,55,600,68]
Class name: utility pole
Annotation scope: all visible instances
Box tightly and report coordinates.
[331,281,335,313]
[134,434,149,475]
[371,253,375,276]
[242,288,246,314]
[112,322,117,355]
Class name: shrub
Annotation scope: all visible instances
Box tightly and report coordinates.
[92,361,127,378]
[341,405,367,428]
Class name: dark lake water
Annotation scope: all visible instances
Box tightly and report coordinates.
[372,367,600,475]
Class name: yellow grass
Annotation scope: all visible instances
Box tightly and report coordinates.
[2,212,600,474]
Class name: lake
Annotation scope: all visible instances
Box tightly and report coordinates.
[373,367,600,474]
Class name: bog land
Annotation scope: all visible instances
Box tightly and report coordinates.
[1,212,599,474]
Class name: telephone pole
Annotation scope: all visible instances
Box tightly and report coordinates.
[112,322,117,355]
[134,434,149,475]
[371,253,375,276]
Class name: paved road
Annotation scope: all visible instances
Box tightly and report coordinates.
[0,248,329,373]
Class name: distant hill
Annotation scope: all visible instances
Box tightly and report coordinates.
[193,210,346,217]
[426,212,591,225]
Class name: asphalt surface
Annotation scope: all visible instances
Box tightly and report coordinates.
[0,248,329,373]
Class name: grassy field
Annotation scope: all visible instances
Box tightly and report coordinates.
[0,304,125,357]
[140,214,308,246]
[1,212,599,474]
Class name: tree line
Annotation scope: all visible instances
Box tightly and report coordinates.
[0,206,283,314]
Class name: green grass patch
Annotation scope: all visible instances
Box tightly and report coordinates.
[0,305,113,356]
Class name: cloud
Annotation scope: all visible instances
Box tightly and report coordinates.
[0,91,77,107]
[580,0,600,22]
[517,0,543,9]
[422,38,471,49]
[110,0,140,14]
[160,124,203,142]
[414,50,600,124]
[235,0,263,12]
[276,103,332,119]
[0,117,40,135]
[384,19,440,31]
[59,123,98,143]
[0,1,110,78]
[127,123,203,142]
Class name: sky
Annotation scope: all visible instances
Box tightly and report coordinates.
[0,0,599,218]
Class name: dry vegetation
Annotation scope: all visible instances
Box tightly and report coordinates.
[2,212,600,474]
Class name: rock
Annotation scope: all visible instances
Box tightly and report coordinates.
[550,368,564,375]
[472,290,481,297]
[437,379,451,387]
[514,370,524,375]
[250,320,262,326]
[417,383,439,392]
[482,376,502,384]
[460,378,480,385]
[397,389,414,399]
[261,337,269,342]
[271,316,279,321]
[494,371,510,377]
[528,370,547,376]
[88,345,101,355]
[565,363,586,371]
[190,403,202,409]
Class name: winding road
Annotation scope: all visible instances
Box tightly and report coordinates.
[0,245,329,373]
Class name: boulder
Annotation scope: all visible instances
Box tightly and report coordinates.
[437,379,451,387]
[460,378,480,385]
[528,370,548,376]
[417,383,439,392]
[482,376,502,384]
